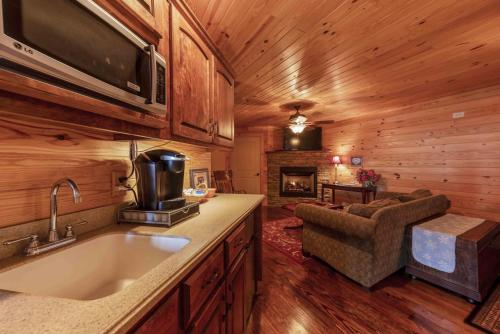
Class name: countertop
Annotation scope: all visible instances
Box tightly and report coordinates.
[0,194,264,334]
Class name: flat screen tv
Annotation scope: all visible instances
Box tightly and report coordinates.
[283,127,322,151]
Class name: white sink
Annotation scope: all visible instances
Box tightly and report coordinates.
[0,233,190,300]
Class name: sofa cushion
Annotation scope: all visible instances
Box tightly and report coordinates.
[348,199,401,218]
[396,189,433,202]
[411,189,433,198]
[295,204,376,240]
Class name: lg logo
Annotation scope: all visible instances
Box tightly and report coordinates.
[13,42,33,55]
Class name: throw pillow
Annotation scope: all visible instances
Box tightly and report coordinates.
[411,189,433,198]
[348,199,400,218]
[397,195,417,202]
[348,204,378,218]
[396,189,432,202]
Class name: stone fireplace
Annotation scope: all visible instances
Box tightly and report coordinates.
[267,150,331,206]
[280,167,317,198]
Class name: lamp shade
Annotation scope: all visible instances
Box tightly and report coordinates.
[332,155,342,164]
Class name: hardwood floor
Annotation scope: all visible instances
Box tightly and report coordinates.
[246,207,481,334]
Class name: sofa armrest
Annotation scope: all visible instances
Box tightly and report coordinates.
[295,204,376,239]
[372,194,451,226]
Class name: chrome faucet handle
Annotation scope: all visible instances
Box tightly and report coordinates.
[3,234,39,246]
[3,234,40,254]
[64,220,88,238]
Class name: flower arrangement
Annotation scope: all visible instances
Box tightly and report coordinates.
[356,169,381,187]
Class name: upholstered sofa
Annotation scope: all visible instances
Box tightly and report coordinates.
[295,192,450,288]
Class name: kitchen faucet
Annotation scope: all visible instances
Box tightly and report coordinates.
[3,178,86,256]
[49,178,82,241]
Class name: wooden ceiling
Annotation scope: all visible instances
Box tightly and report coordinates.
[184,0,500,127]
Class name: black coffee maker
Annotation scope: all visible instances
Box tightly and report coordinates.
[135,149,187,210]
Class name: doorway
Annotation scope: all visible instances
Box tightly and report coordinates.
[230,135,262,194]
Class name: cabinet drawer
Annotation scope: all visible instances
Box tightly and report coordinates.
[225,223,246,267]
[182,244,224,326]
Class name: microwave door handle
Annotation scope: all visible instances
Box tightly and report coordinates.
[145,44,157,105]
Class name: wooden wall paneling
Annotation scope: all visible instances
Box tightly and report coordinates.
[171,6,215,143]
[322,86,500,222]
[211,148,232,172]
[0,117,211,228]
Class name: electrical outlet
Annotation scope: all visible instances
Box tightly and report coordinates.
[111,170,128,196]
[452,112,465,119]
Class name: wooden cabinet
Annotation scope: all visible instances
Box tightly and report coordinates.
[243,238,256,325]
[96,0,164,41]
[213,60,235,147]
[171,6,215,143]
[189,286,226,334]
[182,245,225,326]
[133,289,180,334]
[122,0,157,29]
[224,223,246,268]
[171,5,235,147]
[127,207,262,334]
[226,252,246,334]
[0,0,234,145]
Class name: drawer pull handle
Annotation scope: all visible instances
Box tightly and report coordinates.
[201,270,219,289]
[234,238,244,248]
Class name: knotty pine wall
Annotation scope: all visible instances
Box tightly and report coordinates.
[322,86,500,222]
[0,116,211,228]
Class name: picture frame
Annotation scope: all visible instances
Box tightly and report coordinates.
[189,168,210,188]
[350,156,363,166]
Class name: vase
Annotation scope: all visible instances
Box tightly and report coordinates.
[363,181,374,188]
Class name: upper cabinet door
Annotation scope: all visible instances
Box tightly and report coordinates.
[172,7,215,143]
[213,61,235,147]
[122,0,157,28]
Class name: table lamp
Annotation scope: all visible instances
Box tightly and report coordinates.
[332,155,341,184]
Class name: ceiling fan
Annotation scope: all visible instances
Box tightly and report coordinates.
[283,102,335,134]
[288,105,311,134]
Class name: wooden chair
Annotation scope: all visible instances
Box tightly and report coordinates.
[212,170,247,194]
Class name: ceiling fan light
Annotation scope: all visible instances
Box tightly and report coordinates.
[289,123,306,134]
[289,113,307,124]
[296,115,307,123]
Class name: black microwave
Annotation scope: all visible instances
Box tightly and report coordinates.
[0,0,167,115]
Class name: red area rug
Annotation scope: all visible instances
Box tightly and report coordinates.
[262,216,310,264]
[468,282,500,333]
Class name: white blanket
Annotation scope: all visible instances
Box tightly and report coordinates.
[412,214,484,273]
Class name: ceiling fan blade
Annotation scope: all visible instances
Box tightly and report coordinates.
[313,120,336,125]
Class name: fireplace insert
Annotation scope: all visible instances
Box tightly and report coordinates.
[280,167,318,198]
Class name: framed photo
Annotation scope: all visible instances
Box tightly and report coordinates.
[189,168,210,188]
[350,156,363,166]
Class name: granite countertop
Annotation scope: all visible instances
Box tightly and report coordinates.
[0,194,264,334]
